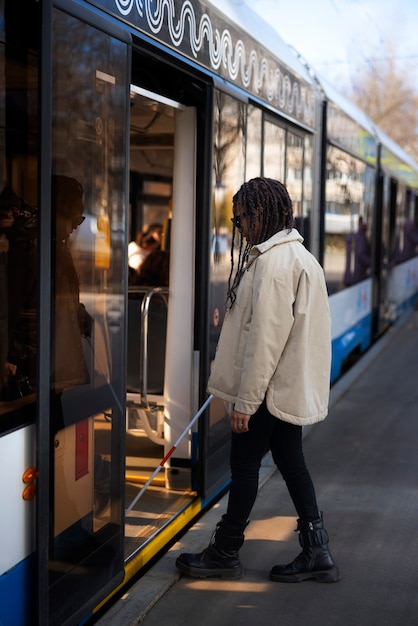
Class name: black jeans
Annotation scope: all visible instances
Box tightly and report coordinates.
[225,400,319,531]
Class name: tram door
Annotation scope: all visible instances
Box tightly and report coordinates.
[37,4,130,625]
[125,84,198,548]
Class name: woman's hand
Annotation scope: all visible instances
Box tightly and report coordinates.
[231,410,250,433]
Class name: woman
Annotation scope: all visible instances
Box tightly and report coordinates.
[176,177,340,583]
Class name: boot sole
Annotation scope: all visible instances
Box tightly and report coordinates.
[176,559,243,580]
[270,567,341,583]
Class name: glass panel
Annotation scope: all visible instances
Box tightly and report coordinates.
[392,186,417,264]
[381,178,389,255]
[286,132,303,215]
[323,146,375,293]
[393,187,406,264]
[404,190,418,260]
[208,90,245,492]
[263,120,285,180]
[245,105,262,180]
[302,133,314,248]
[286,131,311,245]
[49,9,127,620]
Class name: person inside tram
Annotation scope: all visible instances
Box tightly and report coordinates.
[131,249,170,287]
[394,219,418,263]
[128,223,163,282]
[176,177,340,584]
[403,219,418,260]
[343,215,371,286]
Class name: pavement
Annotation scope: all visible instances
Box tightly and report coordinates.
[95,308,418,626]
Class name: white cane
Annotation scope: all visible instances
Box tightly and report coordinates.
[125,394,214,514]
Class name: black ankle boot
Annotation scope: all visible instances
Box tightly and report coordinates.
[175,517,245,580]
[270,515,340,583]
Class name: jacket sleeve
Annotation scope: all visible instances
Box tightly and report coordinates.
[233,268,295,415]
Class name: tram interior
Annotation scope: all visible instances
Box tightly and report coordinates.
[94,88,195,557]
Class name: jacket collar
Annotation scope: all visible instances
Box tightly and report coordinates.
[249,228,304,260]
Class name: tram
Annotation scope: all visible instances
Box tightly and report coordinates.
[319,76,418,381]
[0,1,417,624]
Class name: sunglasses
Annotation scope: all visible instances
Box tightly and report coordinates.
[72,215,85,228]
[231,213,246,228]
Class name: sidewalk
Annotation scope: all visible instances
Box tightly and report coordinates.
[97,309,418,626]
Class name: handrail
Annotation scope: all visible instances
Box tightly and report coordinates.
[128,286,169,409]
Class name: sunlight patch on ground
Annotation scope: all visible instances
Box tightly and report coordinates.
[184,580,271,592]
[246,515,297,542]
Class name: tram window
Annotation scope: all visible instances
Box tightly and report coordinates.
[393,187,406,264]
[263,121,285,181]
[381,177,390,270]
[209,90,246,486]
[408,191,418,260]
[287,131,312,247]
[402,191,418,261]
[286,132,304,208]
[211,89,245,296]
[386,179,398,264]
[245,105,262,180]
[302,134,314,249]
[391,186,418,264]
[323,146,375,293]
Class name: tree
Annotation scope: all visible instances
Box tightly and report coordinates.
[348,43,418,163]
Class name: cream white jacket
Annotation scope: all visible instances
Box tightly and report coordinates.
[207,229,331,425]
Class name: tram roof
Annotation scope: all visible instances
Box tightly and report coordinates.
[101,0,317,128]
[316,73,376,136]
[312,72,377,163]
[373,124,418,187]
[315,73,418,184]
[211,0,315,86]
[374,124,418,169]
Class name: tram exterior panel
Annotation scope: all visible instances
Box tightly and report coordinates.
[1,1,418,624]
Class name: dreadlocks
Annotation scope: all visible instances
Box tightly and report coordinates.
[226,177,294,310]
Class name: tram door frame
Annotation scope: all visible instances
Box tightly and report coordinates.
[37,2,131,624]
[164,105,199,487]
[127,82,201,492]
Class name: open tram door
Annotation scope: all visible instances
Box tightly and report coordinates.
[37,2,130,624]
[123,76,204,544]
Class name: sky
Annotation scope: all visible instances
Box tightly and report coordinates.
[251,0,418,93]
